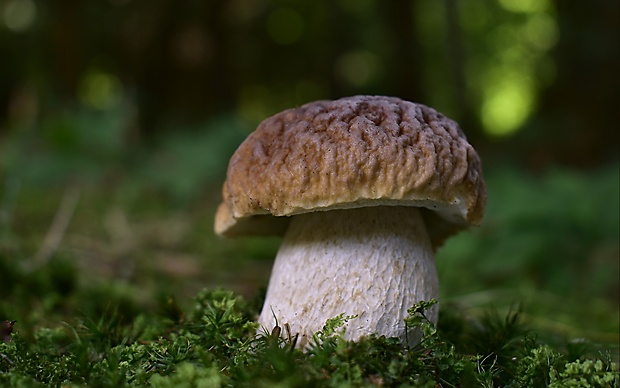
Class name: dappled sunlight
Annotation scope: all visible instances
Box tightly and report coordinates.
[480,0,559,136]
[417,0,559,137]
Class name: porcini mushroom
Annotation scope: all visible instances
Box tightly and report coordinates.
[215,95,486,346]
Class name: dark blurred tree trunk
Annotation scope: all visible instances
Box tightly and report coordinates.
[130,0,177,136]
[133,0,239,135]
[206,2,238,113]
[49,0,81,101]
[444,0,479,139]
[387,0,425,103]
[525,0,620,168]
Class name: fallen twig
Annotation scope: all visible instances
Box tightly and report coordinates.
[31,184,81,268]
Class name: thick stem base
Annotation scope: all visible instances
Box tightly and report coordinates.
[257,206,438,347]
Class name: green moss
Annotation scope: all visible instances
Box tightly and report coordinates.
[1,292,617,387]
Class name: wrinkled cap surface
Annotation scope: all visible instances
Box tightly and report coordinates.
[215,95,486,247]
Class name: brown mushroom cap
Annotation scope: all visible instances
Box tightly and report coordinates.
[215,95,486,248]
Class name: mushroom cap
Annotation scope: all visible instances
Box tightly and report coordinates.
[215,95,486,247]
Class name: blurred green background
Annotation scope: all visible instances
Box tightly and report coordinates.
[0,0,618,352]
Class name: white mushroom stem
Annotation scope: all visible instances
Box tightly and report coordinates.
[257,206,438,347]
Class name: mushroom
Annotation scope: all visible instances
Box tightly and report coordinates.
[215,95,486,347]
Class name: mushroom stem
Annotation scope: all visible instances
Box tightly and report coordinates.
[258,206,438,347]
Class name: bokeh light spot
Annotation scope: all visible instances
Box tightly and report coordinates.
[460,1,490,33]
[338,0,374,14]
[237,85,273,126]
[78,70,123,110]
[524,13,559,51]
[499,0,548,13]
[3,0,36,32]
[482,76,534,136]
[267,8,303,45]
[335,50,378,87]
[295,79,326,103]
